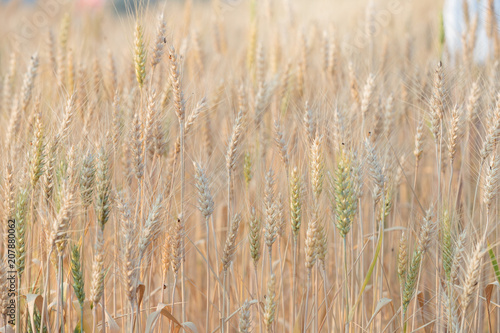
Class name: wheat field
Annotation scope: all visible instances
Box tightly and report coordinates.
[0,0,499,332]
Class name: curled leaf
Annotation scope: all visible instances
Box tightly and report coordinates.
[25,294,43,333]
[137,282,146,308]
[367,298,392,326]
[145,303,180,333]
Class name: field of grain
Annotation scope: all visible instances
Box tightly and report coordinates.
[0,0,499,332]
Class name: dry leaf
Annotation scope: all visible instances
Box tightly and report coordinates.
[145,303,198,333]
[25,294,43,333]
[137,282,146,308]
[485,281,500,333]
[367,298,392,326]
[145,303,181,333]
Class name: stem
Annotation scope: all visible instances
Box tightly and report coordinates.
[170,274,178,333]
[206,217,210,331]
[410,256,425,332]
[343,237,349,331]
[227,169,231,231]
[27,190,35,297]
[399,279,404,330]
[471,162,484,224]
[435,130,442,333]
[129,301,135,333]
[102,284,106,333]
[303,270,311,333]
[56,254,62,333]
[82,209,87,331]
[39,249,51,333]
[292,237,297,330]
[113,222,119,322]
[15,271,20,333]
[61,255,65,333]
[225,164,231,333]
[278,238,285,332]
[93,304,97,333]
[314,264,318,333]
[221,271,226,333]
[254,265,263,333]
[448,162,454,209]
[210,215,219,271]
[411,160,419,216]
[179,111,186,324]
[68,293,72,333]
[321,266,331,332]
[146,248,154,329]
[370,198,376,333]
[447,279,453,333]
[160,271,166,333]
[460,305,467,332]
[357,196,364,329]
[227,268,232,333]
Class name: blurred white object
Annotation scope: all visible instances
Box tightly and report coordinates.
[0,325,14,333]
[443,0,500,63]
